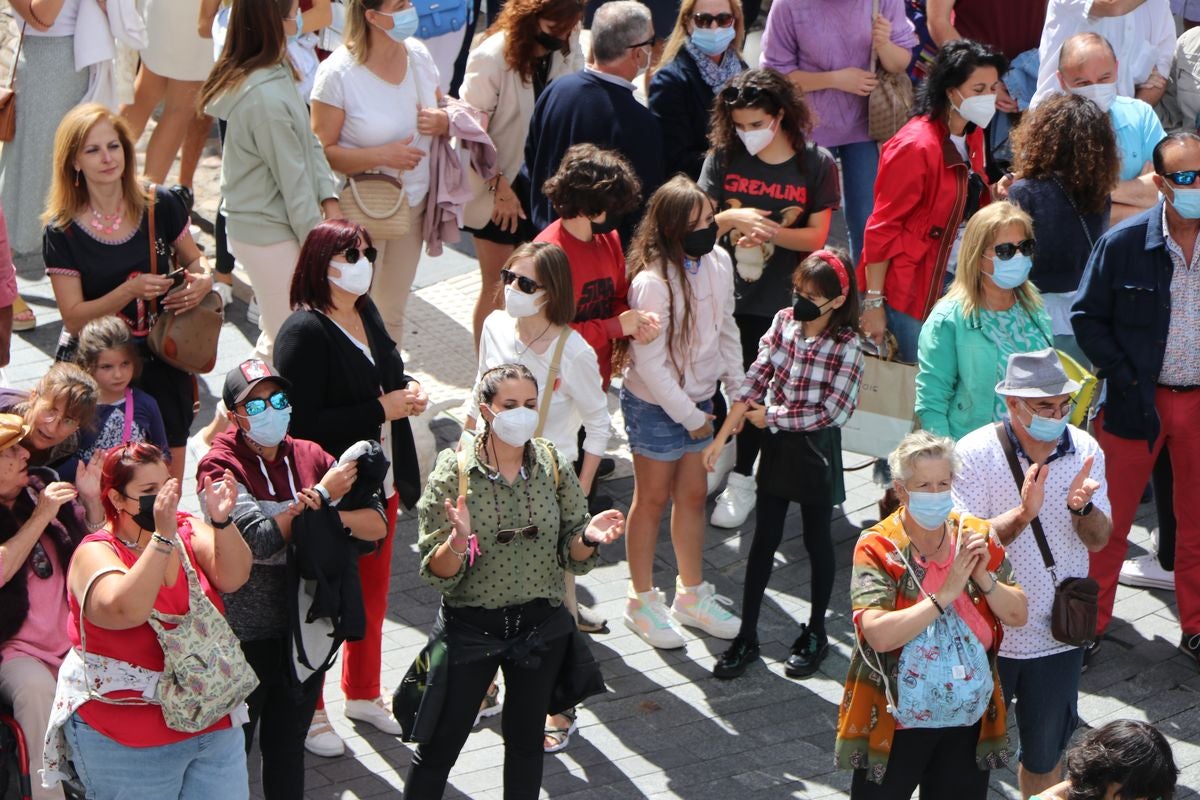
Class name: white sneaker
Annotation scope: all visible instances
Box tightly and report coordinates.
[706,440,736,496]
[304,709,345,757]
[670,579,741,639]
[1119,553,1176,591]
[344,696,402,736]
[623,587,686,649]
[212,280,233,306]
[711,471,756,528]
[246,296,260,326]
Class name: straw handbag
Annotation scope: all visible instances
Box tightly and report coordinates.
[339,172,412,240]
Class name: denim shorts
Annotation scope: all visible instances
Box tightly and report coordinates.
[621,388,713,462]
[998,647,1086,773]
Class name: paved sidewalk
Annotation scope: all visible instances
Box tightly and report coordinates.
[6,127,1197,799]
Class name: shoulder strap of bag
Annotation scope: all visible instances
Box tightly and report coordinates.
[121,387,134,444]
[993,423,1057,578]
[534,327,572,439]
[8,22,25,91]
[1050,176,1096,250]
[869,0,880,73]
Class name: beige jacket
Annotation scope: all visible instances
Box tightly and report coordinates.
[459,29,583,227]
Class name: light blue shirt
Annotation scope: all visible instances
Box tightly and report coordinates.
[1109,95,1166,182]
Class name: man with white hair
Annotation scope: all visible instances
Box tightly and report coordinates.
[521,0,664,246]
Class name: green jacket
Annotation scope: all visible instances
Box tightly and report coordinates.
[915,296,1053,440]
[206,63,337,246]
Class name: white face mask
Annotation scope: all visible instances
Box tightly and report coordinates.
[952,90,997,128]
[504,285,545,318]
[736,118,777,157]
[486,405,539,447]
[329,257,373,296]
[1068,81,1117,113]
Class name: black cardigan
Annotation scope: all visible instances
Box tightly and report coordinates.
[648,48,720,183]
[274,299,421,509]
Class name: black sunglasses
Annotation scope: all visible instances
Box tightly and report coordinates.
[500,269,543,295]
[495,525,539,544]
[991,239,1036,261]
[31,541,52,580]
[721,85,765,107]
[341,246,378,264]
[692,12,734,27]
[627,35,656,50]
[1164,169,1200,186]
[242,391,290,417]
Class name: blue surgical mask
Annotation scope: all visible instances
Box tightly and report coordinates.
[1021,405,1069,443]
[690,26,735,57]
[905,489,954,530]
[986,253,1032,289]
[1169,186,1200,220]
[287,9,303,42]
[380,6,420,42]
[245,405,292,448]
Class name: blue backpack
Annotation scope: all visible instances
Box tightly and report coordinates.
[413,0,472,40]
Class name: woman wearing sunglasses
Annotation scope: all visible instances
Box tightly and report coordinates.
[759,0,915,263]
[0,412,93,800]
[408,363,623,798]
[699,68,840,530]
[196,358,386,796]
[275,219,428,756]
[915,201,1052,440]
[647,0,747,182]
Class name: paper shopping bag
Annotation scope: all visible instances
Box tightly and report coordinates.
[842,354,918,459]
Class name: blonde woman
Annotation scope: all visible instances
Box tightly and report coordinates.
[915,202,1053,440]
[311,0,444,348]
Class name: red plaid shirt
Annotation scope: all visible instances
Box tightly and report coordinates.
[735,308,864,432]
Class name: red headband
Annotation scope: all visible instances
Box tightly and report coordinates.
[812,249,850,297]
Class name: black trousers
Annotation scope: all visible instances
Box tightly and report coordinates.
[739,491,834,640]
[404,602,572,800]
[850,722,990,800]
[240,637,322,800]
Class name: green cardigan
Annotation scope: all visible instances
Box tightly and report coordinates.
[915,296,1053,440]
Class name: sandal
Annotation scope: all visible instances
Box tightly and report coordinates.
[473,681,501,727]
[543,707,578,754]
[11,296,34,332]
[576,603,607,634]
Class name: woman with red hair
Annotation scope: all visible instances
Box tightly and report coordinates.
[274,219,427,755]
[44,443,252,798]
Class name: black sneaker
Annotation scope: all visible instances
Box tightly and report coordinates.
[1179,633,1200,670]
[1082,638,1101,673]
[785,624,829,679]
[713,636,760,680]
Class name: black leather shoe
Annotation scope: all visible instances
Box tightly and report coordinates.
[785,624,828,679]
[1180,633,1200,670]
[713,636,760,680]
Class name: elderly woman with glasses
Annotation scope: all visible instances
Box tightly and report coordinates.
[915,201,1053,441]
[406,363,624,799]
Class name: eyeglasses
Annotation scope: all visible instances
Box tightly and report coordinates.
[242,391,290,417]
[720,84,765,107]
[1164,169,1200,186]
[340,246,378,264]
[692,12,735,27]
[499,269,543,294]
[495,524,539,544]
[37,410,79,430]
[1023,398,1074,420]
[627,35,656,50]
[990,239,1036,261]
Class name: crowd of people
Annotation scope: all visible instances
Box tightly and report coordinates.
[0,0,1195,797]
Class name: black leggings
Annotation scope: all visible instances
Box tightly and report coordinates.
[240,637,323,800]
[214,119,234,275]
[739,491,834,641]
[404,603,572,800]
[850,722,990,800]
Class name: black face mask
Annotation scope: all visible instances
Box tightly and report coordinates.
[792,293,832,322]
[682,221,718,259]
[590,215,620,235]
[534,30,566,51]
[125,493,157,533]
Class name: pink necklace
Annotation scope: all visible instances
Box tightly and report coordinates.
[88,204,123,235]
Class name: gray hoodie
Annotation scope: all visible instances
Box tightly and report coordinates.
[206,63,338,247]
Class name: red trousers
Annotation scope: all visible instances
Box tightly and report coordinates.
[1091,387,1200,636]
[317,492,400,707]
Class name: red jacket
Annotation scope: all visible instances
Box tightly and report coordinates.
[859,115,989,321]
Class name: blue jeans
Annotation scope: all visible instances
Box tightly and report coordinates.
[827,140,879,264]
[65,714,249,800]
[885,304,922,365]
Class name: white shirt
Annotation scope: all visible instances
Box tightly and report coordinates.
[310,44,438,206]
[469,311,611,462]
[952,421,1111,660]
[1031,0,1175,107]
[27,0,79,37]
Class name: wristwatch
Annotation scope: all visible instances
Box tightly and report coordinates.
[1068,500,1094,517]
[579,530,601,548]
